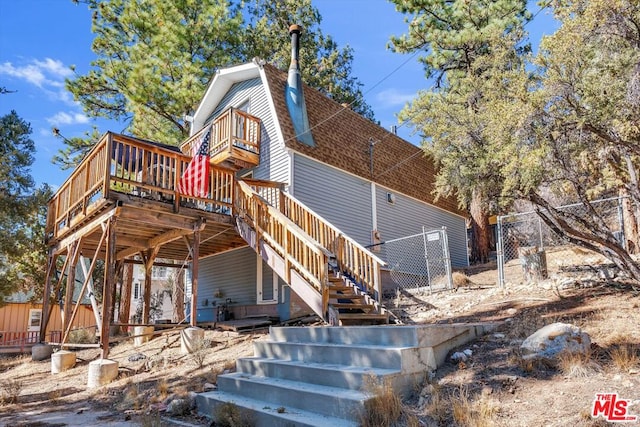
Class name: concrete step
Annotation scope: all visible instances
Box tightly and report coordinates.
[269,325,422,347]
[253,340,405,369]
[236,357,400,390]
[216,373,367,420]
[196,391,358,427]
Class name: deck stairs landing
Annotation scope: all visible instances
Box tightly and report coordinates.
[196,323,499,426]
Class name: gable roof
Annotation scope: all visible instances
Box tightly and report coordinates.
[260,63,463,217]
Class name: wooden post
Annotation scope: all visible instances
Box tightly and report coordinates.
[119,262,133,328]
[190,229,200,326]
[173,268,185,323]
[141,248,159,323]
[112,260,124,322]
[39,250,57,342]
[62,242,81,341]
[100,217,117,359]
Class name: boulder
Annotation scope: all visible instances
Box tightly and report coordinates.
[521,322,591,360]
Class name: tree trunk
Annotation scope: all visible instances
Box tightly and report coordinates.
[119,263,133,328]
[469,188,491,264]
[173,269,185,323]
[620,187,639,254]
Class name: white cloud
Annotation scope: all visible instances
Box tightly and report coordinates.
[375,88,415,107]
[34,58,73,79]
[46,111,89,126]
[0,57,72,88]
[0,62,47,87]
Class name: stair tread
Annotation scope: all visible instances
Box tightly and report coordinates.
[338,313,389,320]
[332,303,375,309]
[220,372,369,400]
[240,357,401,375]
[260,340,408,350]
[198,391,358,427]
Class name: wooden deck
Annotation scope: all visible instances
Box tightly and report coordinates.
[46,132,248,261]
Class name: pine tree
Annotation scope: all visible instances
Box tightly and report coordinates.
[389,0,531,263]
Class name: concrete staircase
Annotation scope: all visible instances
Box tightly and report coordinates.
[196,323,498,426]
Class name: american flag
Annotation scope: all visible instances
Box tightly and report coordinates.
[178,127,211,197]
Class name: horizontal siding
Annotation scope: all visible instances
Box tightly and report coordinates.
[375,187,468,267]
[292,153,373,246]
[197,247,257,307]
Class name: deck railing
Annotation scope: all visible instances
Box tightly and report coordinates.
[46,133,236,241]
[0,331,41,352]
[238,179,386,302]
[180,107,261,167]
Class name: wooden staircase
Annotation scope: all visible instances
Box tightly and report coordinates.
[234,179,393,325]
[327,276,389,325]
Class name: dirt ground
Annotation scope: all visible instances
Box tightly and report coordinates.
[1,246,639,426]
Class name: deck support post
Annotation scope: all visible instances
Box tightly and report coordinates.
[119,262,133,330]
[61,241,82,343]
[100,217,117,359]
[141,247,160,323]
[39,249,57,343]
[190,229,200,327]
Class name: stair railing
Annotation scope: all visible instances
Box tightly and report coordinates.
[239,179,386,302]
[235,180,331,315]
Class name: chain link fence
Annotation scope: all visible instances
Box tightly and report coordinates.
[376,227,453,293]
[497,197,627,287]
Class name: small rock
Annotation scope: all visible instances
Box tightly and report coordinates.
[629,368,639,375]
[481,386,493,396]
[203,382,217,391]
[506,308,518,316]
[493,333,506,339]
[127,353,147,362]
[451,351,469,362]
[463,349,473,357]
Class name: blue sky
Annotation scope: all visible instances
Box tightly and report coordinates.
[0,0,558,190]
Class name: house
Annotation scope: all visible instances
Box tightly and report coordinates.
[181,26,467,322]
[128,264,177,323]
[0,289,95,352]
[41,27,467,357]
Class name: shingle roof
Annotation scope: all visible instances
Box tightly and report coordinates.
[261,63,463,217]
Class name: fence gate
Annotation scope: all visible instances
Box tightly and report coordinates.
[496,197,627,287]
[381,227,453,293]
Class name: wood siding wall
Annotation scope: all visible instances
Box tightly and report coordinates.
[292,153,469,267]
[196,247,258,321]
[375,187,469,267]
[292,153,374,245]
[0,303,95,334]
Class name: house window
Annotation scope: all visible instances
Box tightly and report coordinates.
[152,266,167,279]
[134,282,141,300]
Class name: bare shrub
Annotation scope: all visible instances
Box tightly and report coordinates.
[0,379,24,405]
[68,327,96,344]
[190,337,212,369]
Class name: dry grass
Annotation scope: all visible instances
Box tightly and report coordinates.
[557,350,601,378]
[423,383,448,424]
[452,272,474,290]
[190,337,213,369]
[359,375,418,427]
[609,343,640,371]
[68,327,97,344]
[451,386,499,427]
